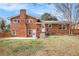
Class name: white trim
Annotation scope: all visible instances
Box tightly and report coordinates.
[48,24,52,28]
[28,19,32,23]
[12,19,19,24]
[32,29,36,38]
[28,29,36,38]
[11,29,17,36]
[28,29,32,36]
[41,24,45,32]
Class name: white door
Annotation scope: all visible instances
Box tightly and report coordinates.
[32,29,36,38]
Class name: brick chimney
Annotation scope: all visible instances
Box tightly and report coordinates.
[20,9,26,18]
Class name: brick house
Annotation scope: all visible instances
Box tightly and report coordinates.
[10,9,70,38]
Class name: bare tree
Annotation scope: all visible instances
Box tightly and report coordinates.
[74,4,79,24]
[54,3,79,34]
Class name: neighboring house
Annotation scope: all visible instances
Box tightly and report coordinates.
[0,19,6,32]
[0,19,11,37]
[10,9,71,38]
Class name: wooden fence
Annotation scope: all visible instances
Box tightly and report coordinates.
[72,29,79,35]
[0,32,11,38]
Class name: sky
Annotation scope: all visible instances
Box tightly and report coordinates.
[0,3,63,24]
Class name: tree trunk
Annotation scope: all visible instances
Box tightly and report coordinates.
[68,22,73,35]
[69,24,71,35]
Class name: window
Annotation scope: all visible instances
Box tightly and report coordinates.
[12,29,17,35]
[28,30,32,35]
[59,25,66,30]
[41,24,45,28]
[48,24,52,28]
[13,19,19,24]
[28,19,32,23]
[42,25,44,28]
[59,25,62,29]
[62,25,66,29]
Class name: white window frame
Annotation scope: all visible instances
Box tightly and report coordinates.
[28,19,32,23]
[41,24,45,32]
[13,19,19,24]
[48,24,52,28]
[12,29,17,35]
[28,29,32,35]
[59,24,67,30]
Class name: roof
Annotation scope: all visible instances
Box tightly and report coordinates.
[10,15,36,20]
[10,15,19,19]
[36,21,70,24]
[43,21,69,24]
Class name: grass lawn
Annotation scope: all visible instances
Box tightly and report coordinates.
[0,35,79,56]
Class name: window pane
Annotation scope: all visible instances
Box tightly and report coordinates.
[48,24,52,28]
[28,19,32,23]
[29,30,32,35]
[13,19,19,23]
[59,25,66,30]
[12,30,16,35]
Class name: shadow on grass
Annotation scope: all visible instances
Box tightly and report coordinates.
[0,40,44,56]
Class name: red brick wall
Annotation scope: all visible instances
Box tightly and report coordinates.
[35,23,70,38]
[10,18,27,37]
[45,24,70,35]
[10,15,37,37]
[47,29,69,35]
[36,24,41,38]
[72,29,79,35]
[10,9,38,37]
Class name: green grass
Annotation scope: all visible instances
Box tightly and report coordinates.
[0,35,79,56]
